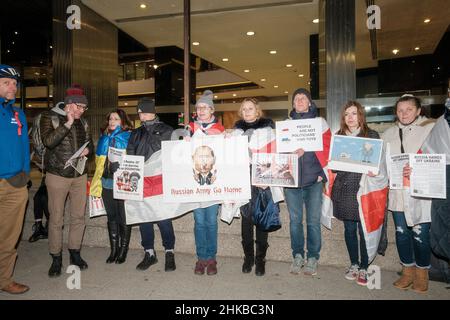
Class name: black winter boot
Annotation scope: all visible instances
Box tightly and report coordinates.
[255,242,269,276]
[136,252,158,271]
[69,249,88,270]
[241,241,254,274]
[29,221,48,242]
[106,222,119,264]
[165,251,176,272]
[115,224,131,264]
[48,253,62,277]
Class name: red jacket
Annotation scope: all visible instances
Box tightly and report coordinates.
[188,117,224,136]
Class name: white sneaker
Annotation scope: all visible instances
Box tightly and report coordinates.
[344,264,359,281]
[290,254,304,274]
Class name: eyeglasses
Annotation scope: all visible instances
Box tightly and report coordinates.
[75,104,88,111]
[196,106,211,111]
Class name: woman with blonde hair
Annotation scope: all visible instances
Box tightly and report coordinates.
[234,98,274,276]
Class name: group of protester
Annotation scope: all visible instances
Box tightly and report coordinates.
[0,64,448,295]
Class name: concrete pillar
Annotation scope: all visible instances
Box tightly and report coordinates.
[52,0,118,141]
[324,0,356,133]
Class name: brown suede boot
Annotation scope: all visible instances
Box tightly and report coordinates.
[393,266,415,289]
[412,268,429,293]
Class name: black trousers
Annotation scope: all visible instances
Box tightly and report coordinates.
[102,188,126,225]
[33,184,49,221]
[241,212,268,252]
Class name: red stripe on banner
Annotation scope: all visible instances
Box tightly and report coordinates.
[143,175,163,198]
[361,187,388,233]
[255,140,277,154]
[315,128,331,168]
[324,169,336,197]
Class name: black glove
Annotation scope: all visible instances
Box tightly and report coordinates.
[109,161,120,173]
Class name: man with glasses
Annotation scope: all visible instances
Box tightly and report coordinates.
[40,85,93,277]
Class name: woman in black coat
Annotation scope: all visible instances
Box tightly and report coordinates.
[331,101,379,286]
[234,98,274,276]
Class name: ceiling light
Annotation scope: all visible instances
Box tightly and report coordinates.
[299,74,304,78]
[270,50,277,55]
[365,107,371,112]
[140,4,147,9]
[14,31,18,35]
[232,94,237,97]
[214,96,218,99]
[261,78,266,82]
[49,46,53,49]
[192,42,200,46]
[222,58,229,62]
[274,85,279,88]
[284,91,289,94]
[246,31,255,36]
[313,19,319,24]
[424,18,431,23]
[392,49,399,55]
[286,64,293,68]
[124,103,128,106]
[153,65,158,69]
[28,104,32,107]
[244,69,250,73]
[415,47,420,51]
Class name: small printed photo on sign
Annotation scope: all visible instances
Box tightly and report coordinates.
[113,155,144,201]
[328,135,383,175]
[252,153,298,187]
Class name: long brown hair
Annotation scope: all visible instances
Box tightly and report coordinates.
[337,101,370,137]
[102,108,133,133]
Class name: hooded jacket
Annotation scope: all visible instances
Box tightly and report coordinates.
[0,97,30,182]
[40,105,93,178]
[288,88,327,188]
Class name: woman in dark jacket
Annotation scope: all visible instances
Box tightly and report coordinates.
[234,98,274,276]
[331,101,379,286]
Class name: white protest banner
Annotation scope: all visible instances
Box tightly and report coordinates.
[252,153,298,187]
[328,135,383,175]
[113,155,144,201]
[410,154,446,199]
[162,135,251,203]
[276,118,323,153]
[388,154,410,189]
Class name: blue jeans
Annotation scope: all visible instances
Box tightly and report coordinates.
[194,205,219,260]
[344,220,368,269]
[392,211,431,268]
[285,182,323,260]
[139,219,175,251]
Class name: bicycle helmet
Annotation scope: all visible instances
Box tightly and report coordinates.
[0,64,20,80]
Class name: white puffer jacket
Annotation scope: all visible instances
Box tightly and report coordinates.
[382,116,435,226]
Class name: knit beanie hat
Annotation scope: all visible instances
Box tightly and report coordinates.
[64,84,88,106]
[137,97,156,114]
[196,90,214,111]
[291,88,312,108]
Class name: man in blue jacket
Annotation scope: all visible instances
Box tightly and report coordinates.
[0,65,30,294]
